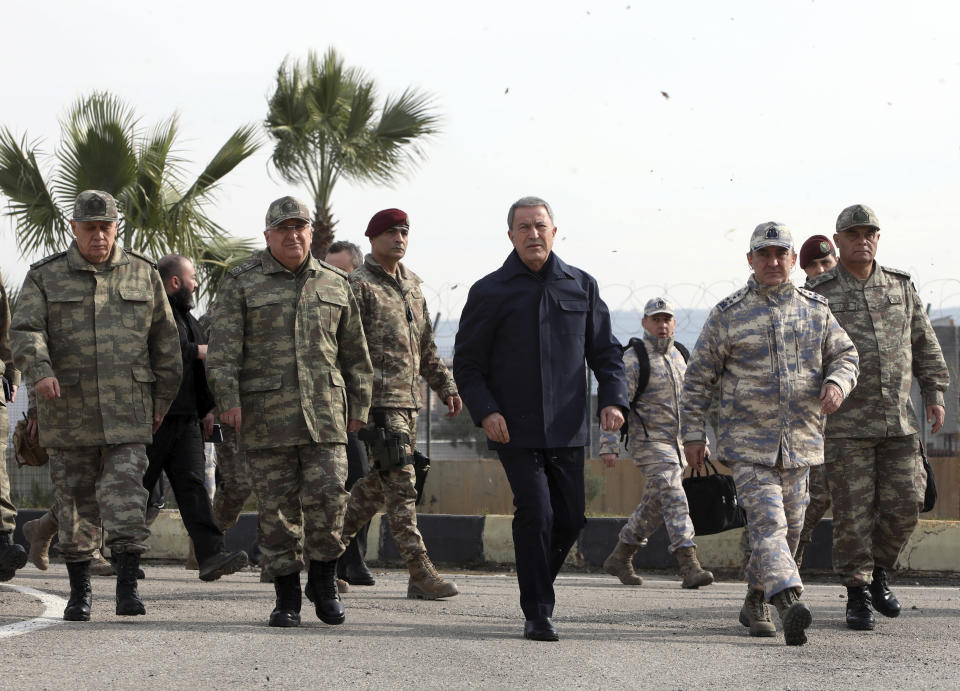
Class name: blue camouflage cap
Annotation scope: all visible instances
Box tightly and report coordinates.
[749,222,793,252]
[643,297,675,317]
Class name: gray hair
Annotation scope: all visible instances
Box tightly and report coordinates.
[326,240,364,270]
[507,196,555,229]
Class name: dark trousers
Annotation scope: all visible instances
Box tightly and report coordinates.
[144,416,224,563]
[497,446,586,621]
[345,431,370,554]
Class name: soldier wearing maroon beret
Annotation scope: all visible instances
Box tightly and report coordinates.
[799,235,837,280]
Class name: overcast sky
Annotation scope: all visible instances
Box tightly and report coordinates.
[2,0,959,322]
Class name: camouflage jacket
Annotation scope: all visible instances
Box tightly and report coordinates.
[206,249,372,450]
[349,256,456,410]
[807,261,949,438]
[10,242,182,447]
[1,280,21,432]
[680,276,859,468]
[599,331,685,466]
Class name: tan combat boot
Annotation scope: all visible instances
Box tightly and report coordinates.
[406,554,459,600]
[771,587,811,646]
[602,541,643,585]
[738,588,776,638]
[675,546,714,589]
[337,578,350,594]
[89,549,115,576]
[23,511,58,570]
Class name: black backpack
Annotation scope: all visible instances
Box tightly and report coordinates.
[619,337,689,443]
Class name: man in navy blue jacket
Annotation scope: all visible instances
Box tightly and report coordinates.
[454,196,628,641]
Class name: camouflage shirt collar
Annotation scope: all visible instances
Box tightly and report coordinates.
[362,255,422,285]
[66,240,130,272]
[643,329,674,354]
[261,248,318,276]
[748,274,796,301]
[837,259,881,288]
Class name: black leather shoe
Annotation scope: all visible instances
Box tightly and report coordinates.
[306,560,346,625]
[269,572,302,628]
[199,550,249,582]
[868,566,901,618]
[845,586,875,631]
[523,618,559,642]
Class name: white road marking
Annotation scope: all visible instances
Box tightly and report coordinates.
[0,583,66,638]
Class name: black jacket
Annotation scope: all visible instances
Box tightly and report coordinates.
[168,302,216,418]
[453,250,628,449]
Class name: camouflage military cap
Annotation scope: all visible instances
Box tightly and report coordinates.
[836,204,880,233]
[749,222,793,252]
[265,196,311,228]
[643,297,675,317]
[73,190,119,222]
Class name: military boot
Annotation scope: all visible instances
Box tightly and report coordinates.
[406,554,459,600]
[64,560,92,621]
[22,511,58,570]
[845,585,875,631]
[114,552,146,616]
[771,587,812,646]
[198,549,249,582]
[89,549,115,577]
[305,559,346,625]
[269,572,302,628]
[338,529,375,586]
[602,541,642,585]
[0,532,28,581]
[868,566,901,618]
[337,578,350,593]
[675,546,714,589]
[738,588,776,637]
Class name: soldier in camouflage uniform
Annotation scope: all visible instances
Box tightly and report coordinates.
[680,222,859,646]
[340,208,462,600]
[807,204,949,631]
[207,196,372,628]
[0,277,28,581]
[10,190,182,621]
[599,297,713,589]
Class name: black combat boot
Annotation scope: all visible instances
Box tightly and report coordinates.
[868,566,901,618]
[63,560,92,621]
[269,571,302,628]
[845,585,875,631]
[0,532,28,581]
[338,527,375,586]
[305,559,345,625]
[114,552,146,616]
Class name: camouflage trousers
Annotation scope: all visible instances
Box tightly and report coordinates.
[246,443,349,579]
[619,460,696,553]
[730,461,809,600]
[823,434,921,587]
[342,409,426,561]
[213,423,253,530]
[797,464,832,547]
[0,425,15,534]
[48,444,150,562]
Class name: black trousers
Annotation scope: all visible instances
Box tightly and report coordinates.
[144,416,224,563]
[497,446,586,621]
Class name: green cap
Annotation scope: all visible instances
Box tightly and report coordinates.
[73,190,119,222]
[265,196,311,228]
[836,204,880,233]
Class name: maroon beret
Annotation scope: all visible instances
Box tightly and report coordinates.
[799,234,835,269]
[365,208,409,238]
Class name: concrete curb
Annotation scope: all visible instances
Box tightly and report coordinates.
[12,510,960,573]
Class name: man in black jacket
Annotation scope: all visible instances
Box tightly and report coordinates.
[149,255,247,581]
[453,196,628,641]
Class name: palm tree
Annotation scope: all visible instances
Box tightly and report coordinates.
[265,48,440,257]
[0,91,260,261]
[195,235,259,303]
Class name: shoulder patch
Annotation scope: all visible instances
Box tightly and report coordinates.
[796,286,829,305]
[123,248,158,270]
[804,272,837,289]
[881,265,911,279]
[228,255,262,277]
[716,286,749,312]
[316,259,348,278]
[30,251,67,269]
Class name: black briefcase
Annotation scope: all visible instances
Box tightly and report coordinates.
[413,449,430,506]
[682,458,747,535]
[920,441,937,513]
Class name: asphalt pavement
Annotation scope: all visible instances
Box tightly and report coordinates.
[1,564,958,690]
